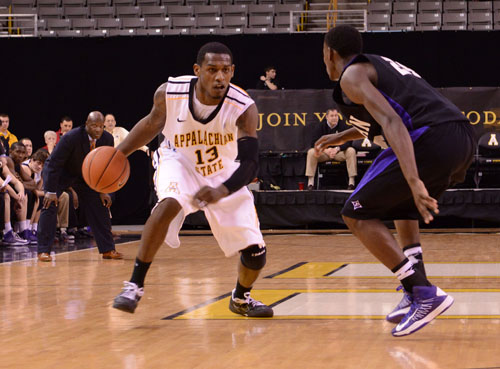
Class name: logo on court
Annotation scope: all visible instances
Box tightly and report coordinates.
[351,200,363,210]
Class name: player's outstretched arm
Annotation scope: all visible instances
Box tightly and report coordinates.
[341,64,438,223]
[117,83,167,157]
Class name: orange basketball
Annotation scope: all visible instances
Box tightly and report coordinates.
[82,146,130,193]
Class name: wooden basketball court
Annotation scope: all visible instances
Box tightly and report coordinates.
[1,230,499,369]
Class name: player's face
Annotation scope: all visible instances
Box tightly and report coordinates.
[10,146,26,164]
[323,42,338,81]
[194,53,234,103]
[86,120,105,140]
[21,139,33,156]
[60,120,73,134]
[30,160,43,173]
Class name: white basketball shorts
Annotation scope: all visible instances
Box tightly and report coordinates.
[152,147,264,257]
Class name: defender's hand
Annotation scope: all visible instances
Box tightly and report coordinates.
[410,179,439,224]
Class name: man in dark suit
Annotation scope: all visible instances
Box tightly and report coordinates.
[37,111,123,262]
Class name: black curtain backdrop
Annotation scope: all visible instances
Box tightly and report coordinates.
[2,31,500,150]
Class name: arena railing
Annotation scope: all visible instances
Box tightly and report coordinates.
[0,14,38,37]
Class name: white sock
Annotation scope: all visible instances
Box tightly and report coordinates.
[18,221,27,232]
[32,223,38,232]
[25,220,31,230]
[4,222,12,233]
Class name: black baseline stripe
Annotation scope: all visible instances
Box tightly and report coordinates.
[264,262,308,279]
[167,91,189,95]
[268,292,301,309]
[323,263,349,277]
[226,95,246,106]
[230,85,250,98]
[162,292,231,320]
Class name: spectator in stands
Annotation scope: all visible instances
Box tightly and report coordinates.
[20,138,33,163]
[305,108,357,190]
[56,116,73,143]
[104,114,148,153]
[0,114,18,155]
[43,130,57,155]
[256,66,281,90]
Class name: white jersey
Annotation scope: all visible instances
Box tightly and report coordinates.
[161,75,255,182]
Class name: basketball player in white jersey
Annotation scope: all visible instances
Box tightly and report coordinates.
[112,42,273,317]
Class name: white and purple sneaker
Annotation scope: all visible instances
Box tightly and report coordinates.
[386,285,413,324]
[392,286,454,337]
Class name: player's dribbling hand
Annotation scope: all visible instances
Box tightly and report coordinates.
[410,179,439,224]
[193,185,229,208]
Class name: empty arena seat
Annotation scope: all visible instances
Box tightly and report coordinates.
[82,28,107,35]
[185,0,208,5]
[47,18,71,29]
[391,12,416,30]
[194,5,220,17]
[161,0,184,5]
[418,1,442,14]
[416,12,441,28]
[72,17,97,29]
[196,15,222,27]
[244,26,270,33]
[97,17,122,28]
[11,0,35,7]
[274,14,297,28]
[468,12,493,30]
[62,0,87,7]
[64,7,90,18]
[115,6,142,17]
[122,17,146,28]
[57,29,83,36]
[275,3,303,16]
[37,0,61,7]
[442,12,467,30]
[367,13,390,31]
[393,2,417,14]
[114,0,136,5]
[469,1,492,13]
[221,4,248,16]
[367,2,392,15]
[443,1,467,13]
[141,5,167,17]
[167,5,194,17]
[88,0,111,6]
[90,6,115,17]
[146,16,171,28]
[171,16,195,27]
[209,0,232,6]
[216,27,243,34]
[222,15,247,27]
[249,15,273,27]
[108,28,137,35]
[38,7,64,18]
[190,27,216,34]
[234,0,255,5]
[137,0,160,6]
[248,4,275,16]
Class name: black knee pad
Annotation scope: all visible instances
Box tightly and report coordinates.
[240,244,266,270]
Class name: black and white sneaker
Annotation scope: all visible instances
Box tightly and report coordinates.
[112,281,144,313]
[229,289,273,318]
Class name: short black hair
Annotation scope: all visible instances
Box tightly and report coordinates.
[196,42,233,65]
[61,116,72,122]
[324,25,363,58]
[264,66,276,73]
[11,141,25,151]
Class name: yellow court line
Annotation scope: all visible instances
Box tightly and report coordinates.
[171,288,500,320]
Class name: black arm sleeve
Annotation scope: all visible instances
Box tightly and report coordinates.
[223,136,259,194]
